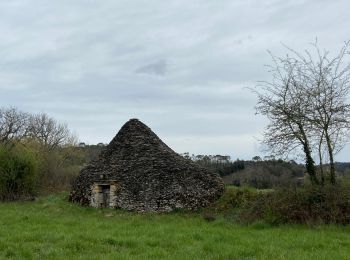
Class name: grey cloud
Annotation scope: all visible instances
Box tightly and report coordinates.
[135,60,167,76]
[1,0,350,160]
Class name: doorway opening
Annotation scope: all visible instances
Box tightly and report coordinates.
[90,181,119,208]
[100,184,110,208]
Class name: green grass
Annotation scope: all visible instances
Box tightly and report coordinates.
[1,193,350,259]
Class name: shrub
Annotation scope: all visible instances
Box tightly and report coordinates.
[217,187,258,210]
[238,184,350,225]
[37,149,82,193]
[0,143,39,200]
[23,141,84,193]
[204,186,259,219]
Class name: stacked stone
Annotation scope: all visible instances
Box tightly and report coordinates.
[69,119,224,212]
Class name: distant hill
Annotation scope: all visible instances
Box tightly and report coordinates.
[181,153,306,189]
[222,160,305,189]
[222,161,350,188]
[335,162,350,176]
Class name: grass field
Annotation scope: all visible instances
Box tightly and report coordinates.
[1,193,350,259]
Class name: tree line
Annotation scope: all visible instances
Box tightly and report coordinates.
[180,153,245,176]
[181,153,307,188]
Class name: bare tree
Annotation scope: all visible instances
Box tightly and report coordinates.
[255,68,319,184]
[303,42,350,184]
[254,41,350,185]
[0,107,77,150]
[27,113,76,150]
[0,107,29,143]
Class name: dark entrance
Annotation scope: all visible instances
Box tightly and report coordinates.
[100,185,110,208]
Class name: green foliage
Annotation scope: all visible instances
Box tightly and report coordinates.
[0,106,81,194]
[239,184,350,225]
[25,141,85,193]
[0,143,39,200]
[35,144,104,193]
[1,193,350,259]
[207,186,259,213]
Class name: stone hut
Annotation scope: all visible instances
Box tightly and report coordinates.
[69,119,224,212]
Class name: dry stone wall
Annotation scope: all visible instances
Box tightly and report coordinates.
[69,119,224,212]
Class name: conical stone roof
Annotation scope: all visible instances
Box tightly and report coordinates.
[69,119,224,212]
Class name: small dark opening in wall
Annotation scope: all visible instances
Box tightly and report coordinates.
[100,184,110,208]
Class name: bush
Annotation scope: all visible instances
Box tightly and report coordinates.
[0,143,39,200]
[36,149,81,193]
[204,186,259,219]
[238,184,350,225]
[23,141,84,193]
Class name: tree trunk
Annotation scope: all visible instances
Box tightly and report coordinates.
[299,125,318,184]
[318,131,325,185]
[325,130,336,184]
[318,150,325,185]
[303,142,318,185]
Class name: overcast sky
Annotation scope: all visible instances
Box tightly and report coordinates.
[1,0,350,161]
